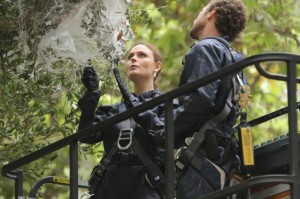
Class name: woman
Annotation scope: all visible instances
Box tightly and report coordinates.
[78,42,168,199]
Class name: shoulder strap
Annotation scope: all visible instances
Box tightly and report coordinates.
[210,37,237,114]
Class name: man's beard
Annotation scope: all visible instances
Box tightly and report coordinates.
[189,22,205,40]
[189,29,198,40]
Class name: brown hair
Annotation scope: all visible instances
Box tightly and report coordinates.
[208,0,247,41]
[128,42,163,89]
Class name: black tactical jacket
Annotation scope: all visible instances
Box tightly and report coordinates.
[78,89,168,199]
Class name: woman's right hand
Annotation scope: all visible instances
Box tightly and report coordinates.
[81,66,99,92]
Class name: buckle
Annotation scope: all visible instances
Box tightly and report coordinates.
[117,128,133,150]
[174,146,186,160]
[174,146,187,170]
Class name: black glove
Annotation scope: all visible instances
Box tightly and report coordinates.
[81,66,99,92]
[113,67,138,108]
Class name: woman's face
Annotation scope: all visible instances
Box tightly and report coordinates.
[126,44,161,83]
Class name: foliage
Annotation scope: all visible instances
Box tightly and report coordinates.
[0,0,119,198]
[0,0,300,198]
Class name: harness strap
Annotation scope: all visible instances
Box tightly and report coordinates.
[131,136,152,165]
[131,136,166,199]
[178,89,234,171]
[88,144,118,194]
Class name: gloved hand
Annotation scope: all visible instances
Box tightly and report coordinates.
[81,66,99,92]
[113,67,138,108]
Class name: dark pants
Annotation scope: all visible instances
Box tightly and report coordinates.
[92,164,161,199]
[176,154,227,199]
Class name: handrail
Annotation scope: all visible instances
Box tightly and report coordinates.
[2,52,300,199]
[248,102,300,127]
[28,176,88,198]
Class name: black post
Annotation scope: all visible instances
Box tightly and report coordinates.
[286,61,300,198]
[70,141,79,199]
[164,99,175,199]
[15,171,23,199]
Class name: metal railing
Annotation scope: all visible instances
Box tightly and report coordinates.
[2,53,300,199]
[27,176,88,198]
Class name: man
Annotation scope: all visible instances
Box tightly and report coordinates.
[174,0,247,198]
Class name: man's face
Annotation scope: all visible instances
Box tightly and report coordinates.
[189,5,210,40]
